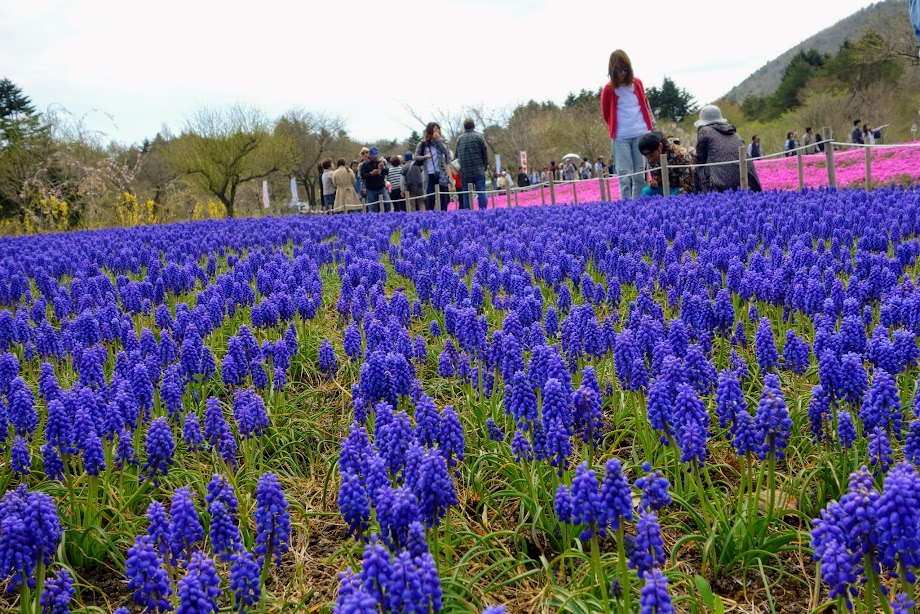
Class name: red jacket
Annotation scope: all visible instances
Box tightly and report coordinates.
[600,78,654,139]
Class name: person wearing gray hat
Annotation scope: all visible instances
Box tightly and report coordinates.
[692,104,761,193]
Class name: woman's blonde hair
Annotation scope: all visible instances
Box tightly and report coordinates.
[607,49,634,86]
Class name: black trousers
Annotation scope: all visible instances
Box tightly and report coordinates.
[426,174,450,211]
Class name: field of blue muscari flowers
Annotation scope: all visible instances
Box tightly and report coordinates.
[3,186,920,614]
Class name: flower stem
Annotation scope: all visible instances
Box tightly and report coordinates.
[590,531,610,614]
[616,524,632,614]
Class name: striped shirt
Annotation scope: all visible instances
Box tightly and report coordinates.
[387,165,403,191]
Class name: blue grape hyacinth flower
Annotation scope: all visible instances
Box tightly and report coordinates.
[254,472,291,567]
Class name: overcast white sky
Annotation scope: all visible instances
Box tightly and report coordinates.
[1,0,885,146]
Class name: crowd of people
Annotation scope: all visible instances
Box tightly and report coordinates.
[315,121,617,214]
[314,38,916,213]
[764,120,889,161]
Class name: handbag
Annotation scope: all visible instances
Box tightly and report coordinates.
[423,141,451,188]
[439,165,450,189]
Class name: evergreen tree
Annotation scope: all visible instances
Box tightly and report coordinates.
[0,78,49,217]
[0,78,44,147]
[645,77,697,123]
[768,49,828,116]
[564,88,601,108]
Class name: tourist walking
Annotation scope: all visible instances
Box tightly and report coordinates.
[803,127,818,154]
[517,167,530,188]
[332,159,362,213]
[455,118,489,210]
[401,153,425,213]
[594,157,606,177]
[851,119,864,145]
[360,146,392,213]
[350,160,362,203]
[784,131,799,157]
[415,122,451,211]
[747,135,763,159]
[321,159,336,212]
[387,156,405,212]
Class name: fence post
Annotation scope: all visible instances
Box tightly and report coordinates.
[540,181,546,205]
[739,145,749,190]
[865,145,872,191]
[796,148,805,191]
[660,155,670,198]
[514,187,519,207]
[435,184,442,211]
[467,181,474,211]
[598,174,607,201]
[549,173,556,205]
[505,183,511,208]
[824,126,836,188]
[572,180,579,204]
[606,175,612,201]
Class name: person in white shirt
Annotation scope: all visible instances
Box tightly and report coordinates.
[600,49,655,199]
[594,157,606,177]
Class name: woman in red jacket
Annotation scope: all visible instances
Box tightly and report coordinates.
[600,49,656,200]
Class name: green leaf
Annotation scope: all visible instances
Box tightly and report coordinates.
[693,575,724,614]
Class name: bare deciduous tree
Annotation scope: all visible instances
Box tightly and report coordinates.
[275,109,348,208]
[170,105,296,218]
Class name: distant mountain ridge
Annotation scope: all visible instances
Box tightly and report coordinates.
[724,0,906,102]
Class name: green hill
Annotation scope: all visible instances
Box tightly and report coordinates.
[724,0,908,102]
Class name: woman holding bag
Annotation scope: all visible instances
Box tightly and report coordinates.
[415,122,451,211]
[600,49,656,200]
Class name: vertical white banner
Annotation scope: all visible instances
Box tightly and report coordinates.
[262,180,270,209]
[520,151,527,173]
[289,177,299,204]
[495,154,501,175]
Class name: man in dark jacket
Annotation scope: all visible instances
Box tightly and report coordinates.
[852,119,864,145]
[455,118,489,210]
[360,146,391,213]
[516,167,530,188]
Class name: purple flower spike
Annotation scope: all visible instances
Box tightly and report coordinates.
[176,550,221,614]
[639,568,675,614]
[254,472,291,566]
[319,340,338,378]
[755,374,791,461]
[143,418,175,485]
[125,534,173,613]
[169,487,203,566]
[229,550,261,611]
[39,568,76,614]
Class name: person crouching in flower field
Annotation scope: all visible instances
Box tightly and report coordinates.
[638,131,694,197]
[692,104,762,193]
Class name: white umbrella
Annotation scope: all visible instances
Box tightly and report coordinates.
[562,153,581,162]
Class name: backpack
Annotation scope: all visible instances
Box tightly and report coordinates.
[402,162,424,192]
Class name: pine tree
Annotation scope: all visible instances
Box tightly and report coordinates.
[645,77,697,123]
